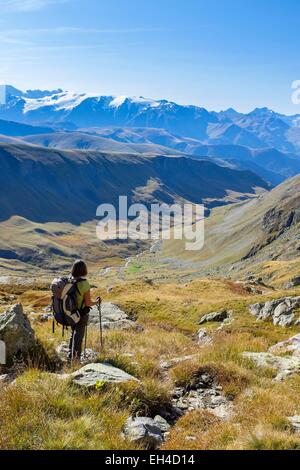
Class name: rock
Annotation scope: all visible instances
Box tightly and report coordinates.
[40,313,52,322]
[216,316,234,331]
[70,363,139,388]
[55,342,98,364]
[0,340,5,365]
[0,374,8,384]
[269,334,300,356]
[199,310,230,325]
[88,303,140,331]
[198,329,212,346]
[0,304,36,365]
[154,415,171,433]
[287,416,300,433]
[171,373,233,420]
[249,297,300,327]
[285,277,300,289]
[160,355,198,370]
[242,352,300,380]
[150,241,162,254]
[43,306,52,313]
[123,417,163,449]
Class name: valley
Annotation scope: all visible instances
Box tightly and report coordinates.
[1,85,300,451]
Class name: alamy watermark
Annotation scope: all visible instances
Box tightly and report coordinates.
[291,80,300,105]
[96,196,205,251]
[0,83,6,105]
[0,340,5,365]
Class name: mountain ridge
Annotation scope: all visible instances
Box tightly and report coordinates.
[2,85,300,153]
[0,141,269,224]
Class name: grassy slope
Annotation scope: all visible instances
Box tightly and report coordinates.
[1,267,300,450]
[162,174,300,285]
[0,216,148,276]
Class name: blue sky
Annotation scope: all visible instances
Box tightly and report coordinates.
[0,0,299,113]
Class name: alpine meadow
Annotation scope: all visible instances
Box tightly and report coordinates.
[1,0,300,458]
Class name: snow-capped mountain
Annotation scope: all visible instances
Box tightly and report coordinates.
[1,85,300,153]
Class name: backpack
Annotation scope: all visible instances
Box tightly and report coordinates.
[51,276,82,328]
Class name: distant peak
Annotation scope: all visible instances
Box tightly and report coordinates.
[249,107,275,116]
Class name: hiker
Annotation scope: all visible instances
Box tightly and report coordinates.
[68,259,101,361]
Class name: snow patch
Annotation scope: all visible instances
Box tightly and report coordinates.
[109,95,160,109]
[23,91,90,113]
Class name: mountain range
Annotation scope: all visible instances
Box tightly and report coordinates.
[0,85,300,280]
[1,85,300,154]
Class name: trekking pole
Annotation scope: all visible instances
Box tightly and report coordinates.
[98,298,104,350]
[84,325,88,359]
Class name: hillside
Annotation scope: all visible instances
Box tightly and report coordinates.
[0,118,53,137]
[162,174,300,285]
[21,130,299,186]
[2,253,300,450]
[80,127,300,185]
[0,142,269,225]
[18,131,182,156]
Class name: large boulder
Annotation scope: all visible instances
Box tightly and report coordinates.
[70,363,139,388]
[242,352,300,380]
[199,310,230,325]
[88,303,139,331]
[269,334,300,356]
[249,297,300,327]
[123,417,163,449]
[0,304,36,365]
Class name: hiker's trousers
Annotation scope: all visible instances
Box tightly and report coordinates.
[69,313,89,359]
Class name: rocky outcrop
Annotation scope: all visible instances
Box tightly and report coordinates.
[172,372,233,420]
[249,297,300,327]
[242,352,300,381]
[269,334,300,356]
[123,417,163,449]
[199,310,230,325]
[0,304,36,365]
[69,363,139,388]
[88,303,140,331]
